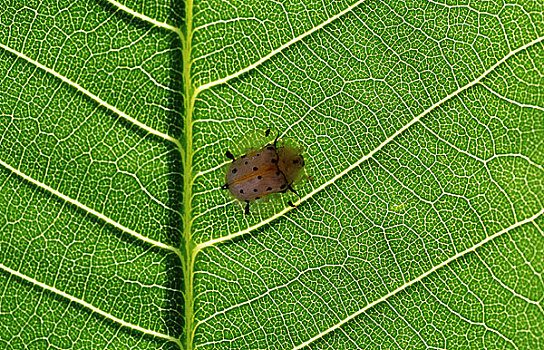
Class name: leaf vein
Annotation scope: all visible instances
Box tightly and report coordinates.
[0,158,182,260]
[195,35,544,251]
[193,0,368,95]
[0,43,183,154]
[292,208,544,349]
[0,263,182,346]
[104,0,184,41]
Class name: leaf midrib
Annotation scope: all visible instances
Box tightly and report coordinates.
[183,0,196,349]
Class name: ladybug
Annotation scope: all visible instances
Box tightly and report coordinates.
[221,129,305,214]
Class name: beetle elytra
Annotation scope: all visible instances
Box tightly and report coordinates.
[222,129,305,214]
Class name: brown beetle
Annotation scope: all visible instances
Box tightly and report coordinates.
[222,130,304,214]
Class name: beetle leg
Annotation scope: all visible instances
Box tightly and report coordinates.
[288,200,297,208]
[244,200,250,215]
[225,150,235,161]
[288,185,303,201]
[288,184,299,195]
[264,128,279,148]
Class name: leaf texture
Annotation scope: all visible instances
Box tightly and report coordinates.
[0,0,543,349]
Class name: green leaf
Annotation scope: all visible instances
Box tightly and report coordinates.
[1,0,543,349]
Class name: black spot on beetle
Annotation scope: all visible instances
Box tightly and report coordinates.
[256,153,260,157]
[244,161,248,165]
[253,167,258,171]
[232,168,237,173]
[255,196,260,200]
[267,187,272,191]
[253,189,258,192]
[240,189,244,193]
[257,176,262,180]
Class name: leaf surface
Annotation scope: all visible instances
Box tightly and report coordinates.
[0,0,543,349]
